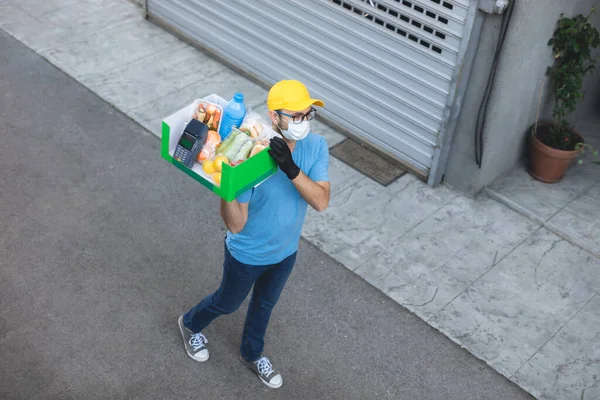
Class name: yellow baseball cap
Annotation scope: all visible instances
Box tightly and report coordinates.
[267,80,324,111]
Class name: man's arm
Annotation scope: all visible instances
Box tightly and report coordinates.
[268,136,330,212]
[220,199,249,234]
[291,173,330,212]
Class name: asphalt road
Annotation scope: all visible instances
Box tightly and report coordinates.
[0,29,532,400]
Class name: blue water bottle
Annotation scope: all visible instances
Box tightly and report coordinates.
[218,92,246,140]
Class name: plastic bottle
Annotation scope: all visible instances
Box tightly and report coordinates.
[218,92,246,140]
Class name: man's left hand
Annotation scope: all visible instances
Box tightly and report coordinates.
[268,137,300,180]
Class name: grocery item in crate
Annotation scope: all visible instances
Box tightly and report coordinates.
[240,110,265,138]
[240,110,280,142]
[249,143,266,158]
[197,129,221,162]
[173,119,208,168]
[201,154,229,187]
[218,92,246,140]
[192,100,223,131]
[217,128,266,160]
[199,129,267,173]
[217,128,253,161]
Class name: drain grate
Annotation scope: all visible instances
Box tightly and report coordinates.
[330,138,406,186]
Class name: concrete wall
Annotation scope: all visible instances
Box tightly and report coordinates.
[444,0,600,195]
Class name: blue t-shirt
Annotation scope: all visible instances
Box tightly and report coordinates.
[225,133,329,265]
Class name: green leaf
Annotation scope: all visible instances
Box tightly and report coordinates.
[547,8,600,125]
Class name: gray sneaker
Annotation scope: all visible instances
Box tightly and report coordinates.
[178,316,209,362]
[241,355,283,389]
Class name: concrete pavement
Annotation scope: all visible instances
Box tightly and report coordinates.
[0,30,532,399]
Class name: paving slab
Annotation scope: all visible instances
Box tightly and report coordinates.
[302,175,458,271]
[80,43,228,113]
[326,157,367,195]
[41,19,181,79]
[0,2,46,46]
[0,0,139,53]
[546,182,600,258]
[512,294,600,400]
[429,228,600,379]
[9,0,80,16]
[354,195,540,320]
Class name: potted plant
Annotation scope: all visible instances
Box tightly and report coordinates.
[530,8,600,183]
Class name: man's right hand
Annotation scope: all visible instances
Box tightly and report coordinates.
[220,199,248,234]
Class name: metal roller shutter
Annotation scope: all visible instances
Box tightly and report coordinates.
[147,0,476,180]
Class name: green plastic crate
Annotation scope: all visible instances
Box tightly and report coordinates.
[161,95,278,202]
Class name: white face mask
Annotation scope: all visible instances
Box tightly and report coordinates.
[280,119,310,141]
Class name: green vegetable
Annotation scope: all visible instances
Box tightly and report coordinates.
[220,133,250,161]
[217,130,240,155]
[232,140,255,162]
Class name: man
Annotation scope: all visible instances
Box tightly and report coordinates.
[178,80,330,389]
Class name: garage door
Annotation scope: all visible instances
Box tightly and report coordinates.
[147,0,475,179]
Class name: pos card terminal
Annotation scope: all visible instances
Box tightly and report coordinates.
[174,119,208,168]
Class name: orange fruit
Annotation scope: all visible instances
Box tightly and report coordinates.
[213,155,229,172]
[212,172,222,186]
[202,160,216,175]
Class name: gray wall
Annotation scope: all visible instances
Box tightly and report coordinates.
[444,0,600,195]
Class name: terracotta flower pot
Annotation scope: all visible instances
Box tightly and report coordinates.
[529,124,583,183]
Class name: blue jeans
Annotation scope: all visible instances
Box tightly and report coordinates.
[183,242,296,362]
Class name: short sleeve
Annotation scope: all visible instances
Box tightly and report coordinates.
[308,137,330,183]
[236,188,252,203]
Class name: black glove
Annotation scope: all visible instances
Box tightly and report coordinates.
[269,136,300,180]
